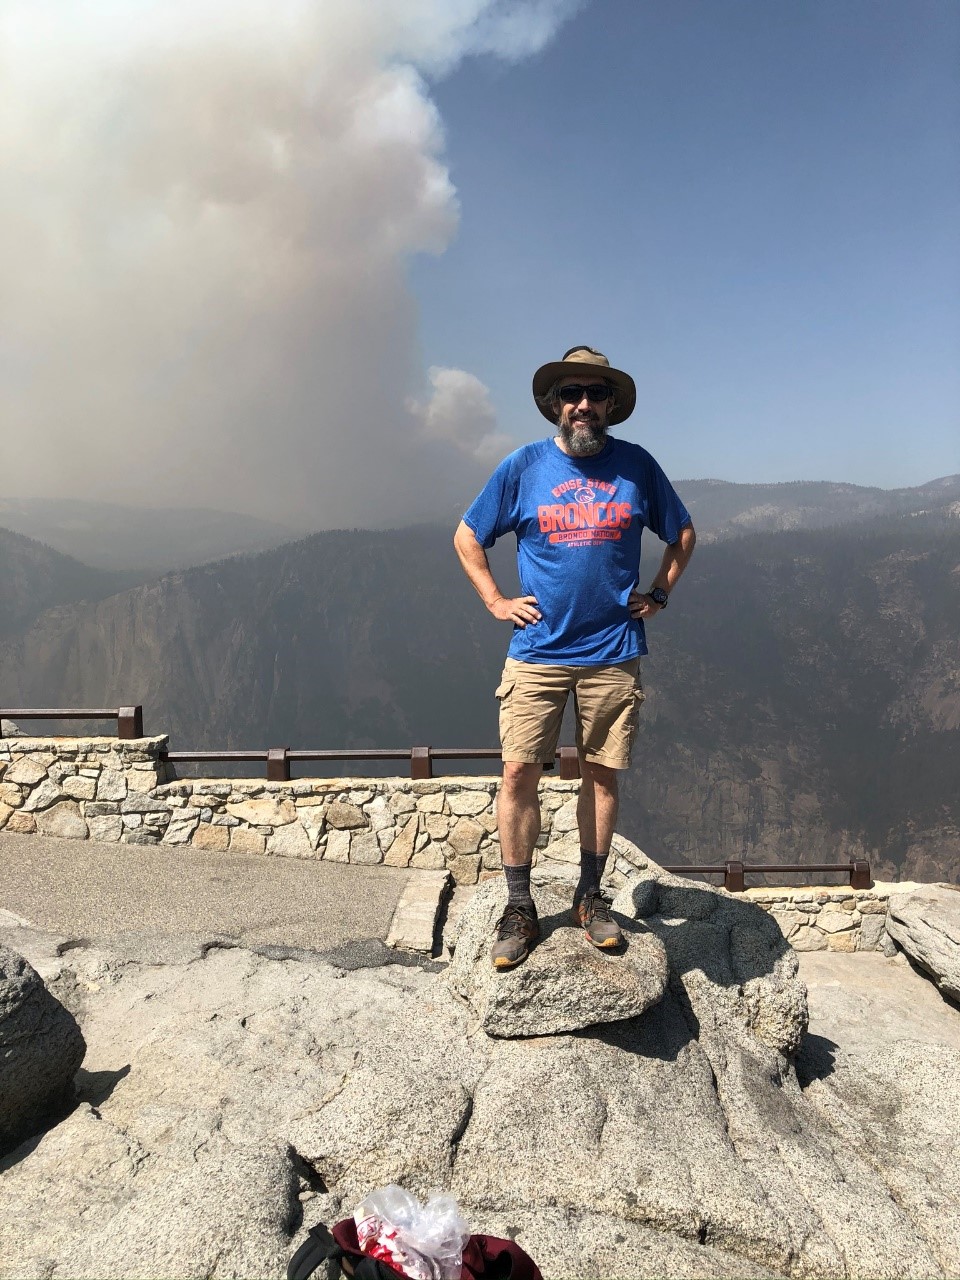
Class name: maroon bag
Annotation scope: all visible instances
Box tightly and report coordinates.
[285,1218,543,1280]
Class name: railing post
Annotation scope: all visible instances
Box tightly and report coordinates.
[267,747,291,782]
[558,746,581,780]
[117,706,143,739]
[724,860,745,892]
[850,859,872,890]
[410,747,432,780]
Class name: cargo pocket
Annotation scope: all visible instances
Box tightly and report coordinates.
[627,673,645,750]
[495,678,516,752]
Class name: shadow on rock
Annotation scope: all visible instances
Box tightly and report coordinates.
[75,1064,132,1108]
[794,1033,839,1086]
[611,869,808,1057]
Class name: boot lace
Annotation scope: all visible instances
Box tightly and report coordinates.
[581,890,613,921]
[496,902,535,938]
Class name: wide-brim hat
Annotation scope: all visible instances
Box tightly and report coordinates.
[532,346,636,426]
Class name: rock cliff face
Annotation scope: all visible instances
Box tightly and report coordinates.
[1,512,958,883]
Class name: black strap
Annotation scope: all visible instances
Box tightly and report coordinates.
[287,1222,344,1280]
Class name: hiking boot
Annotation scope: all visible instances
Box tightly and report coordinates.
[573,889,624,949]
[491,901,540,970]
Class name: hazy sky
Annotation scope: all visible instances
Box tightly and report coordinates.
[2,0,957,527]
[415,0,960,490]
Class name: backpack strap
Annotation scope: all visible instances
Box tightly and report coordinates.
[287,1222,345,1280]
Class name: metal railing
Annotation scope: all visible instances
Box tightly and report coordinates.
[1,705,873,890]
[662,859,872,892]
[160,744,582,781]
[0,707,580,780]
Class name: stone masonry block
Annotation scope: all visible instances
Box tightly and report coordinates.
[87,815,123,841]
[4,759,47,787]
[35,802,87,840]
[5,811,36,834]
[447,791,494,817]
[325,802,366,830]
[416,792,447,814]
[191,823,230,852]
[818,913,855,934]
[324,830,351,863]
[228,827,266,856]
[97,770,127,801]
[349,831,383,865]
[227,798,297,826]
[448,818,485,856]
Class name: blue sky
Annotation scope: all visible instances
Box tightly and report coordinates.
[411,0,959,489]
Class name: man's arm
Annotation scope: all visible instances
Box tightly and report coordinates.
[628,522,697,620]
[453,520,542,628]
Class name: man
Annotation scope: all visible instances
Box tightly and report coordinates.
[454,346,696,969]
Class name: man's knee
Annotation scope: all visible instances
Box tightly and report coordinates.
[580,757,619,795]
[501,760,542,796]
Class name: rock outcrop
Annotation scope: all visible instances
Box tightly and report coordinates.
[885,884,960,1000]
[1,868,959,1279]
[0,943,85,1154]
[447,878,669,1037]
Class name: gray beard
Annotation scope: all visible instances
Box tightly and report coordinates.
[560,418,608,456]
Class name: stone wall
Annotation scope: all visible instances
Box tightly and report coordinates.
[0,734,584,887]
[741,886,900,955]
[0,733,901,947]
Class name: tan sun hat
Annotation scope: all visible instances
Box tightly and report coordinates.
[532,345,636,426]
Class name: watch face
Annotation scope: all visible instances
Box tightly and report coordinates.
[650,588,668,606]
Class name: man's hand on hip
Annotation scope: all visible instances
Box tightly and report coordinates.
[628,589,661,620]
[489,595,542,627]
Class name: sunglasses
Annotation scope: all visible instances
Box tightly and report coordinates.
[558,383,612,404]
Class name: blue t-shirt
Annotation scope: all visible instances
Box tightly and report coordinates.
[463,436,691,665]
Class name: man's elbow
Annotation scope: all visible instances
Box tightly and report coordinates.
[679,522,696,559]
[454,520,479,559]
[453,519,471,549]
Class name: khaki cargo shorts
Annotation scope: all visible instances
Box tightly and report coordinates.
[495,657,645,771]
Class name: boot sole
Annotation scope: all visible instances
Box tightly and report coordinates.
[491,931,540,970]
[584,933,624,949]
[571,910,624,950]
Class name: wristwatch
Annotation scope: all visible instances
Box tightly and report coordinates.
[645,587,668,608]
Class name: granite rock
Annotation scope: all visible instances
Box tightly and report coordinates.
[886,885,960,1000]
[0,944,86,1154]
[447,878,669,1038]
[0,915,955,1280]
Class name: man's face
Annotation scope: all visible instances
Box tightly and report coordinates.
[554,379,613,456]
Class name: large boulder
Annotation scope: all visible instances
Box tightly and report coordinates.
[886,885,960,1001]
[447,878,668,1037]
[611,870,809,1056]
[0,943,86,1153]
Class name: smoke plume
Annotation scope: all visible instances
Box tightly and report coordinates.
[0,0,580,527]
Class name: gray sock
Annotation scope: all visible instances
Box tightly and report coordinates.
[575,848,608,902]
[503,862,534,908]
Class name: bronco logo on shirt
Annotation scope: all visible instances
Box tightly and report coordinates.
[537,482,633,545]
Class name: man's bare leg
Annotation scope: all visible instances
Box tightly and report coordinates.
[498,760,543,865]
[491,761,542,969]
[576,757,619,857]
[573,756,624,947]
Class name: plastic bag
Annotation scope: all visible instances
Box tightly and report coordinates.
[354,1185,470,1280]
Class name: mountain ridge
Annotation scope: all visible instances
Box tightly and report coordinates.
[1,506,957,884]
